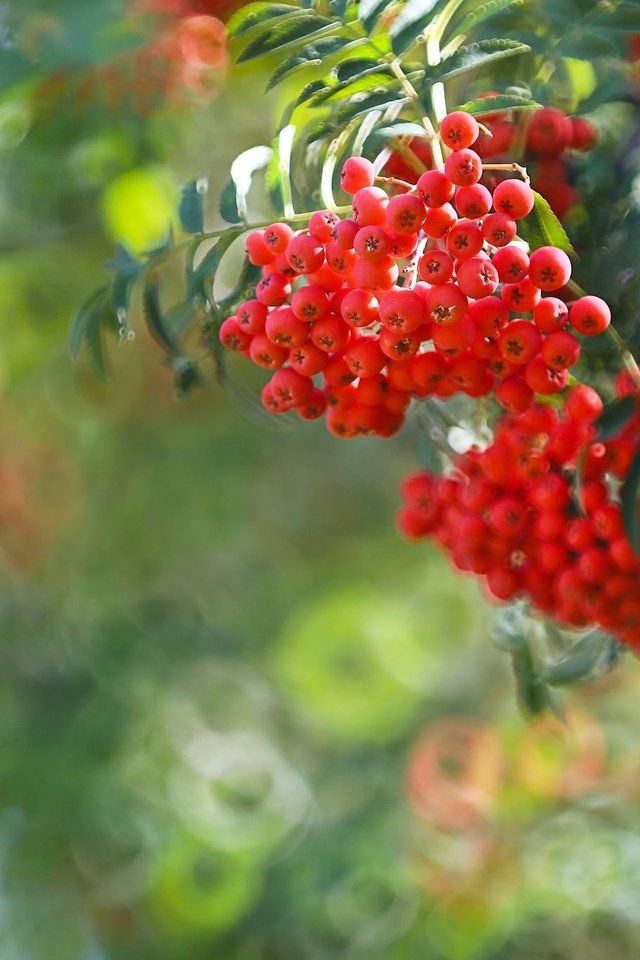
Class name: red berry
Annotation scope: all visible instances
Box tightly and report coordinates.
[418,249,454,285]
[286,234,324,274]
[340,156,375,195]
[492,179,534,219]
[541,330,580,371]
[498,319,541,365]
[440,111,480,150]
[309,209,340,243]
[501,278,542,313]
[263,222,294,254]
[379,288,426,334]
[456,257,499,298]
[526,107,572,157]
[529,246,572,291]
[492,246,529,283]
[340,288,380,328]
[352,186,389,226]
[569,296,611,336]
[533,297,568,334]
[454,182,492,219]
[246,230,275,266]
[343,337,386,378]
[291,285,329,322]
[256,272,292,306]
[385,193,426,235]
[425,283,468,324]
[219,317,251,352]
[444,148,482,186]
[416,170,455,207]
[445,220,484,260]
[524,355,568,394]
[353,225,390,262]
[310,313,351,353]
[482,212,517,247]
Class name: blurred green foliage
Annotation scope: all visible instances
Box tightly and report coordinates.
[2,3,640,959]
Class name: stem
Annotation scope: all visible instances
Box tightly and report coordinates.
[482,162,530,184]
[376,175,413,190]
[387,57,445,172]
[567,279,640,389]
[278,124,296,220]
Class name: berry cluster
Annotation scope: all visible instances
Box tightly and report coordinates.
[397,385,640,648]
[476,105,597,220]
[219,110,610,438]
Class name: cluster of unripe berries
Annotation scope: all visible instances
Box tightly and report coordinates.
[398,383,640,649]
[219,109,610,438]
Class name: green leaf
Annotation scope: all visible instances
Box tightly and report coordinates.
[142,278,180,355]
[595,395,639,441]
[307,87,409,141]
[511,644,560,719]
[335,56,380,82]
[178,178,206,235]
[449,0,526,40]
[228,3,302,39]
[358,0,392,32]
[219,180,241,225]
[188,229,244,305]
[310,68,394,105]
[454,94,541,115]
[373,121,430,138]
[591,3,640,31]
[425,39,531,86]
[524,191,576,256]
[542,631,615,685]
[230,145,273,221]
[69,287,109,362]
[621,448,640,556]
[559,32,618,59]
[172,357,206,400]
[390,0,445,55]
[265,35,354,90]
[237,14,334,62]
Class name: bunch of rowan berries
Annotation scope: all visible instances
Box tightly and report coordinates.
[476,104,597,219]
[397,381,640,648]
[219,109,610,438]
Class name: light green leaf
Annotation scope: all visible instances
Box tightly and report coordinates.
[310,68,394,105]
[425,39,531,86]
[237,14,334,62]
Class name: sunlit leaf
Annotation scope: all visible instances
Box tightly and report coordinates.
[358,0,392,32]
[310,68,394,105]
[230,145,273,221]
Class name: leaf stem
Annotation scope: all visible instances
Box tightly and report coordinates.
[387,57,445,172]
[375,174,413,190]
[482,161,530,184]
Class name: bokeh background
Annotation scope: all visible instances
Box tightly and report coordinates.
[3,3,640,958]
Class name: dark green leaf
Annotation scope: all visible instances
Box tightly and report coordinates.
[511,644,560,719]
[449,0,525,39]
[358,0,392,32]
[542,631,615,685]
[595,395,639,441]
[454,94,541,115]
[69,287,108,362]
[219,180,241,224]
[335,56,380,82]
[559,32,618,58]
[524,191,576,256]
[142,278,180,355]
[172,357,206,400]
[85,302,113,382]
[310,68,393,105]
[265,35,354,90]
[621,448,640,556]
[591,3,640,31]
[424,39,530,86]
[237,14,334,62]
[306,87,408,141]
[228,3,302,39]
[188,229,244,305]
[179,178,206,235]
[390,0,445,55]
